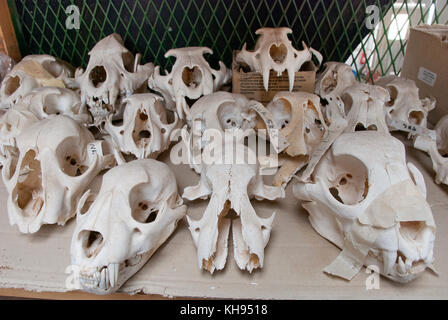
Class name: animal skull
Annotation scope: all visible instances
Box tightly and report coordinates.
[341,83,390,133]
[262,92,327,187]
[1,116,115,233]
[148,47,232,120]
[105,93,179,159]
[414,115,448,185]
[75,34,154,126]
[71,159,186,294]
[315,62,356,123]
[376,76,436,131]
[294,131,436,283]
[235,27,322,92]
[183,133,284,273]
[0,54,75,109]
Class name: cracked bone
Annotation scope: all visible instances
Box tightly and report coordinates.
[70,159,186,295]
[293,131,436,283]
[75,34,154,126]
[183,131,284,273]
[235,27,322,92]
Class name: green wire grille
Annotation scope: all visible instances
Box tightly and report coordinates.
[7,0,448,83]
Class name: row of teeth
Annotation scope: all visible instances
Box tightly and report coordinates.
[82,90,132,109]
[79,263,119,291]
[381,249,432,276]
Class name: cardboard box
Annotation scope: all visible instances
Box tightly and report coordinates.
[0,135,447,299]
[232,51,317,104]
[401,25,448,125]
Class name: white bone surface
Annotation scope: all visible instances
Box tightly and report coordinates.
[148,47,231,120]
[105,93,180,159]
[183,133,284,273]
[236,27,322,92]
[376,75,436,132]
[414,115,448,185]
[0,55,75,109]
[75,34,154,126]
[1,116,114,234]
[70,159,186,294]
[315,62,356,123]
[294,131,436,283]
[0,133,447,299]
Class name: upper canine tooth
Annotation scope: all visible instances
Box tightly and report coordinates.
[383,250,397,275]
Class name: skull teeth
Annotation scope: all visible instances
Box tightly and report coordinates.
[79,263,120,291]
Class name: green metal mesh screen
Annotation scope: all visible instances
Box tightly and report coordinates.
[7,0,448,83]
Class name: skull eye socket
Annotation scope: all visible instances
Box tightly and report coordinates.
[4,76,21,96]
[89,66,107,88]
[122,52,135,73]
[409,111,424,126]
[41,60,67,78]
[269,44,287,64]
[323,155,369,205]
[56,137,88,177]
[386,86,398,107]
[129,183,161,224]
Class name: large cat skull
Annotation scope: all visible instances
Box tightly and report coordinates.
[341,83,390,133]
[235,27,322,92]
[75,34,154,126]
[105,93,179,159]
[262,92,327,186]
[1,116,115,233]
[149,47,232,120]
[315,62,356,123]
[71,159,186,294]
[294,131,435,283]
[414,115,448,185]
[183,133,284,273]
[0,55,75,109]
[376,76,436,132]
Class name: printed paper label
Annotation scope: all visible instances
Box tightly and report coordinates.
[418,67,437,87]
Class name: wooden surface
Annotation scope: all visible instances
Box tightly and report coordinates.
[0,0,21,61]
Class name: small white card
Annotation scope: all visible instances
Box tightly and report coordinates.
[418,67,437,87]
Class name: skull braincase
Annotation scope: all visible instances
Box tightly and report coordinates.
[2,116,111,234]
[75,34,154,126]
[341,83,390,133]
[294,131,435,283]
[183,134,284,274]
[105,93,179,159]
[71,159,186,294]
[0,54,75,109]
[377,76,436,128]
[315,62,356,123]
[149,47,231,120]
[236,27,322,92]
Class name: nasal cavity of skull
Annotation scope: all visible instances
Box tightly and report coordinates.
[355,123,377,131]
[64,155,87,177]
[89,66,107,88]
[4,76,21,96]
[399,221,425,242]
[43,94,63,115]
[79,230,104,259]
[133,201,158,224]
[409,111,424,126]
[182,66,202,88]
[15,150,44,216]
[269,44,287,64]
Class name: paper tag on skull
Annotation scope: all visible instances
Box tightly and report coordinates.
[87,141,104,162]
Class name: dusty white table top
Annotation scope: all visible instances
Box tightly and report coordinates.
[0,133,447,299]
